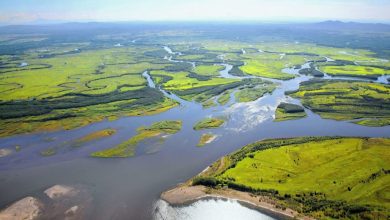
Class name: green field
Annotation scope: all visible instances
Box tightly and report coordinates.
[193,137,390,219]
[151,70,239,91]
[320,65,388,79]
[288,79,390,126]
[91,120,182,158]
[239,53,298,80]
[193,64,224,76]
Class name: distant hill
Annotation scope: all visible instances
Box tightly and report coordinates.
[306,20,390,32]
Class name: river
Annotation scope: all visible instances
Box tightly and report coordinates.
[0,46,389,220]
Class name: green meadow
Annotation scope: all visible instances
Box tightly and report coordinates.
[193,64,225,76]
[150,70,239,91]
[193,137,390,219]
[239,53,298,80]
[320,65,388,79]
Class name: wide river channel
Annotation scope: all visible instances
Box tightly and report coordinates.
[0,46,389,220]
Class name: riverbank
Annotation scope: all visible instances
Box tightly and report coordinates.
[160,137,390,219]
[161,184,312,220]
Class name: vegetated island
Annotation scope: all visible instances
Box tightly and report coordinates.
[71,128,116,147]
[287,79,390,126]
[234,80,277,103]
[193,118,225,130]
[40,147,56,157]
[319,64,388,79]
[38,128,117,157]
[91,120,182,158]
[197,133,217,147]
[274,102,307,122]
[161,137,390,219]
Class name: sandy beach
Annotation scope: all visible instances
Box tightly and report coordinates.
[161,184,314,220]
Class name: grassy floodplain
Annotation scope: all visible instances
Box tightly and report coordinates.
[239,53,303,80]
[0,92,178,138]
[0,44,181,137]
[288,79,390,126]
[192,137,390,219]
[152,71,239,90]
[234,80,277,103]
[193,65,225,77]
[193,118,225,130]
[202,40,390,80]
[274,103,307,122]
[1,35,387,138]
[151,67,278,106]
[319,65,388,79]
[91,120,182,158]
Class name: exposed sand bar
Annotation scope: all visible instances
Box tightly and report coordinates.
[161,184,313,220]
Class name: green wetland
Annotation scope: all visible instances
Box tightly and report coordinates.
[0,22,389,220]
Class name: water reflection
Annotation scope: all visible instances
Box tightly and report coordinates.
[154,199,275,220]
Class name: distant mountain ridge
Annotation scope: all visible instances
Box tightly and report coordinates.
[1,20,390,28]
[309,20,390,31]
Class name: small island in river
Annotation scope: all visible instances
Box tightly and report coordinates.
[274,102,307,122]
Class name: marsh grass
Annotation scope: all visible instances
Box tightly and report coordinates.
[91,120,182,158]
[289,79,390,126]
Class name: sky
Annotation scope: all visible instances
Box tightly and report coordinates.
[0,0,390,24]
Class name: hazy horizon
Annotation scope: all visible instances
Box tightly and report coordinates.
[1,0,390,25]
